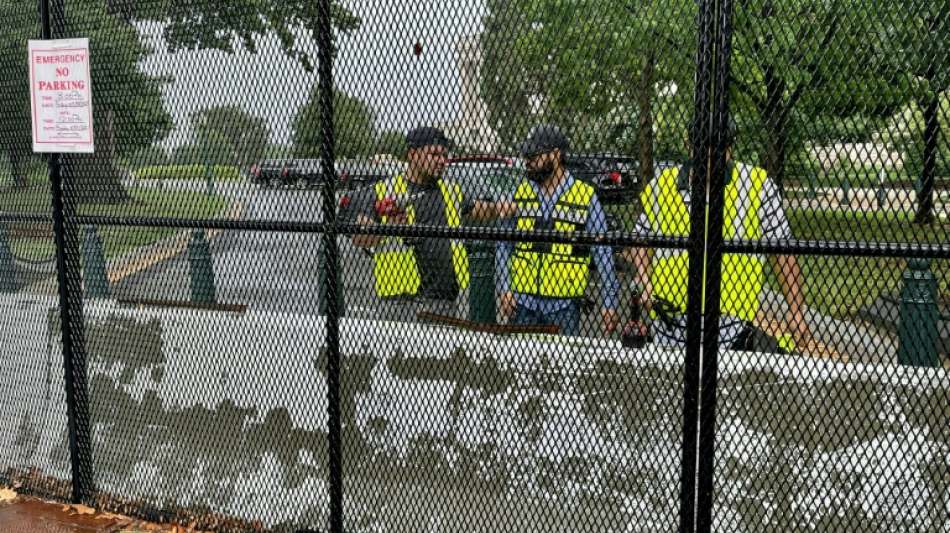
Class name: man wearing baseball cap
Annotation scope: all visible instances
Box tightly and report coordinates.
[345,126,508,320]
[495,124,620,336]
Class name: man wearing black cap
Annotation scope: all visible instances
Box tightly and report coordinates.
[496,124,620,336]
[345,126,507,320]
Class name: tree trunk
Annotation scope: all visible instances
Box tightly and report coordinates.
[637,50,656,194]
[72,108,129,204]
[915,94,939,224]
[763,116,788,195]
[7,148,28,189]
[761,67,788,195]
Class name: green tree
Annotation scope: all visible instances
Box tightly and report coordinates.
[0,0,360,203]
[191,105,271,170]
[116,0,361,72]
[480,0,916,198]
[171,134,232,166]
[874,1,950,223]
[293,88,377,159]
[729,0,913,194]
[376,130,407,158]
[0,0,172,200]
[481,0,697,189]
[0,6,42,189]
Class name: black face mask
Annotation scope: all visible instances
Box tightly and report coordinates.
[526,160,555,183]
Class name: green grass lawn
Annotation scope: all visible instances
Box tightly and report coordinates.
[132,164,245,182]
[1,186,228,262]
[609,201,947,319]
[778,208,948,318]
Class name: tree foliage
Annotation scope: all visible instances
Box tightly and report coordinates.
[0,0,361,202]
[293,88,379,159]
[189,105,271,170]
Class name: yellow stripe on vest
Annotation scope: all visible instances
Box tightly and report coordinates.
[646,165,766,321]
[371,175,469,297]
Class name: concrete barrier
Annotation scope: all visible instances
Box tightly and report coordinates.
[0,294,946,531]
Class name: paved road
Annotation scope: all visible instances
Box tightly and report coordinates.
[113,180,624,334]
[114,180,900,354]
[114,181,385,317]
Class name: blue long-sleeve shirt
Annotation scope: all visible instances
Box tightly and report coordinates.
[496,173,620,312]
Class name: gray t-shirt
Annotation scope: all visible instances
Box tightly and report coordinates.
[343,178,474,301]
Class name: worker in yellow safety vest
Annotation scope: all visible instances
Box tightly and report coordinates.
[345,126,509,320]
[496,125,620,336]
[625,120,810,353]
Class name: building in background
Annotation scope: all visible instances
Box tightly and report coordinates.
[439,35,499,155]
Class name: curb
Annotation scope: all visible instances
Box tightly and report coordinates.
[105,198,244,285]
[21,198,244,294]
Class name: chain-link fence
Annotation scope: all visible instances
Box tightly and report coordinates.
[0,0,947,531]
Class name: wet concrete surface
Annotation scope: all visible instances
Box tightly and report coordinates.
[1,294,947,531]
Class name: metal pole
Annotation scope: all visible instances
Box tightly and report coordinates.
[41,0,95,504]
[678,0,715,530]
[897,258,940,367]
[187,228,217,304]
[468,240,497,323]
[81,225,110,299]
[316,0,343,530]
[695,0,735,530]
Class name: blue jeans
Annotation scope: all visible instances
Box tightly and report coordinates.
[514,301,581,336]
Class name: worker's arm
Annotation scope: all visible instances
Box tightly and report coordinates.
[587,197,619,333]
[350,215,384,248]
[625,246,654,311]
[771,254,810,340]
[760,176,810,341]
[346,188,406,249]
[465,199,517,222]
[624,186,658,310]
[351,211,409,248]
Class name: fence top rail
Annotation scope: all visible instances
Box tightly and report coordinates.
[2,211,947,258]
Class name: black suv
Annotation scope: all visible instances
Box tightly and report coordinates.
[565,154,639,205]
[250,159,341,189]
[337,161,396,192]
[249,159,292,188]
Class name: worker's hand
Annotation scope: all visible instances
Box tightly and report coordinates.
[636,287,652,314]
[787,310,812,344]
[375,197,408,224]
[499,291,517,322]
[385,210,408,225]
[602,308,620,335]
[495,200,518,219]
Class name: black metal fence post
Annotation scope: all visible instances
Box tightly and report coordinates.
[316,0,344,530]
[695,0,735,530]
[678,1,715,530]
[41,0,95,504]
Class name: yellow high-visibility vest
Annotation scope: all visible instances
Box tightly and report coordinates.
[511,178,594,298]
[641,164,766,321]
[372,175,469,297]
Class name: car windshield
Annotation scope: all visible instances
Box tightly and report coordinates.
[445,161,521,200]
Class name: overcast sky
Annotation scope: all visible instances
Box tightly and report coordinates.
[139,0,485,150]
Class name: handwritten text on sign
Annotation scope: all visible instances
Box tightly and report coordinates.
[29,38,95,153]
